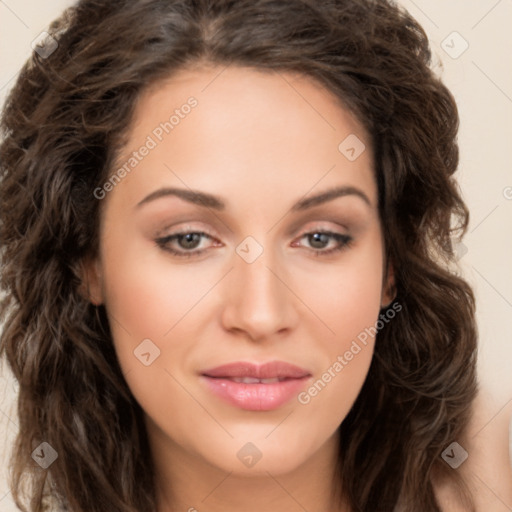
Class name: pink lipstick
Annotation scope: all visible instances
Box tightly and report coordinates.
[200,361,311,411]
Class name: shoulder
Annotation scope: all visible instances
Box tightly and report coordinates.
[434,390,512,512]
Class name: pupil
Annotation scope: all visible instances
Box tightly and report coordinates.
[180,233,200,249]
[310,233,328,249]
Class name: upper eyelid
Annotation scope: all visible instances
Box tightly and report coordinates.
[156,219,351,238]
[155,223,215,238]
[157,225,348,239]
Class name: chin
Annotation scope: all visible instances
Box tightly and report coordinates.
[195,428,328,476]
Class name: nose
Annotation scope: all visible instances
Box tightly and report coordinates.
[220,245,299,342]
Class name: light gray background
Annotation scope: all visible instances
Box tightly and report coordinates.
[1,1,511,510]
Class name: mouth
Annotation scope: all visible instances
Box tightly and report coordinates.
[199,360,312,411]
[217,376,292,384]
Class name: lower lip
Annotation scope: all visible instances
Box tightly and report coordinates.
[200,376,311,411]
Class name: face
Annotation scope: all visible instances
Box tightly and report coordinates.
[85,64,394,478]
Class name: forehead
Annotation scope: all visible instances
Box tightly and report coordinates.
[106,64,376,212]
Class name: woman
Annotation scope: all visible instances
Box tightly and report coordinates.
[0,0,484,510]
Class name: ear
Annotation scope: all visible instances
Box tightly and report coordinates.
[78,256,104,306]
[381,259,396,308]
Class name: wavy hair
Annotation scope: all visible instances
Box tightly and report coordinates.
[0,0,478,510]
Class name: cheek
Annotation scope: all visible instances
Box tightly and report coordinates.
[296,340,374,444]
[292,242,383,418]
[98,231,223,413]
[294,279,380,433]
[99,226,214,339]
[99,257,195,424]
[299,240,384,350]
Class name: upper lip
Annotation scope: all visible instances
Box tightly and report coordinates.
[201,361,311,379]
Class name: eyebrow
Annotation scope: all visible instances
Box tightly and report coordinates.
[135,185,371,211]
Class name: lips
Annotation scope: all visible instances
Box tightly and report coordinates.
[200,361,312,411]
[201,360,310,379]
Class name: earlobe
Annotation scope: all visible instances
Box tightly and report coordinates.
[381,261,396,308]
[78,257,104,306]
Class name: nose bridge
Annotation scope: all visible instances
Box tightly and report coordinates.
[221,235,297,340]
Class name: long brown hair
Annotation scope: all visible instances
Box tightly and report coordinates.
[0,0,478,510]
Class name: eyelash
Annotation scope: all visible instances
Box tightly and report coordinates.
[155,229,353,259]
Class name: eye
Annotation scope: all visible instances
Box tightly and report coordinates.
[293,230,353,256]
[155,231,218,258]
[155,229,353,259]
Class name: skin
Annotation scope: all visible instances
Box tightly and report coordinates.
[84,64,395,512]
